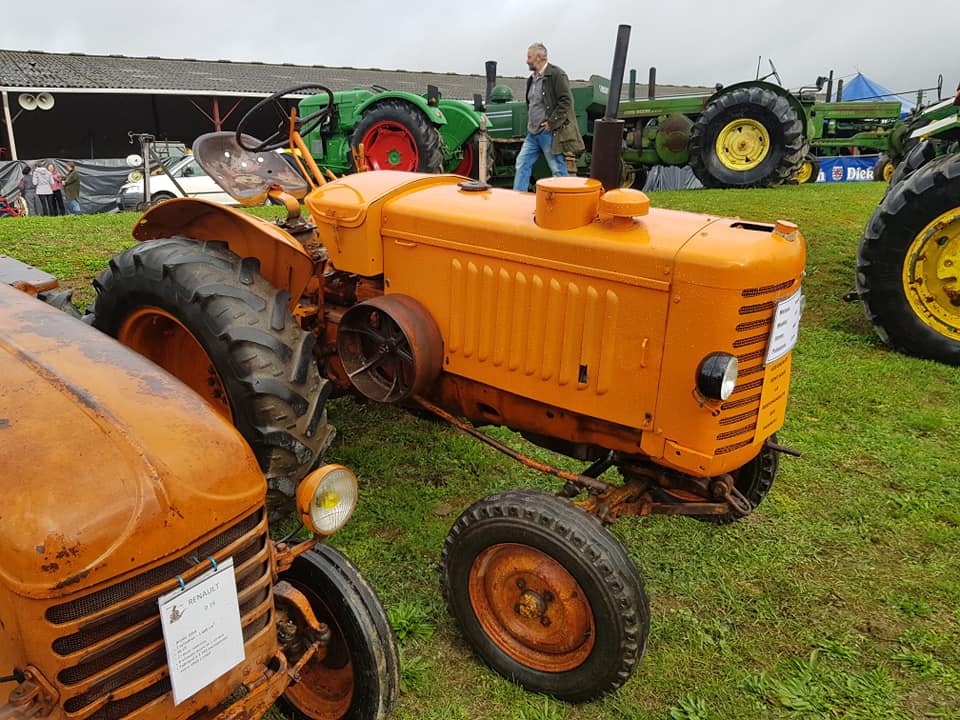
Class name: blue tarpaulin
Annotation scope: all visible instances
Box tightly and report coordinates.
[841,73,915,117]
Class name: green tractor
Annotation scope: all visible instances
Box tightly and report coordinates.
[297,85,486,177]
[480,62,874,190]
[854,85,960,364]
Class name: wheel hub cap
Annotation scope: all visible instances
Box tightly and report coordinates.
[903,208,960,340]
[716,118,770,171]
[468,543,595,672]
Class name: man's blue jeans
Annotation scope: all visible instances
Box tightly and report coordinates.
[66,199,81,215]
[513,130,568,192]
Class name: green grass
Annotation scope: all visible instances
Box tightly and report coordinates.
[3,184,959,719]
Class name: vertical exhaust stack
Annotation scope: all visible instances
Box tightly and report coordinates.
[648,67,657,100]
[485,61,497,103]
[825,70,834,103]
[836,78,844,103]
[589,24,631,191]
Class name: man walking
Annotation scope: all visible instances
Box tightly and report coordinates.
[512,42,584,192]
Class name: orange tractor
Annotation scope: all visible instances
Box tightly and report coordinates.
[0,263,398,720]
[89,60,806,698]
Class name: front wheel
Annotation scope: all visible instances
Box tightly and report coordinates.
[440,490,649,702]
[278,545,400,720]
[873,154,895,182]
[856,152,960,364]
[689,86,806,188]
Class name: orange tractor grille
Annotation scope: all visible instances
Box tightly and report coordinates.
[46,510,273,719]
[716,278,798,455]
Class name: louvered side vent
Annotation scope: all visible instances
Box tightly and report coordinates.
[447,259,619,394]
[716,279,797,454]
[46,510,272,720]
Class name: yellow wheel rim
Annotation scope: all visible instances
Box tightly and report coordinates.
[795,161,813,184]
[883,162,895,182]
[903,207,960,340]
[715,118,770,171]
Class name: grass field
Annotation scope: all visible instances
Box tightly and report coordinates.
[2,182,958,720]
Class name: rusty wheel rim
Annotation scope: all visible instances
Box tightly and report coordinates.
[468,543,596,672]
[282,583,354,719]
[117,306,233,420]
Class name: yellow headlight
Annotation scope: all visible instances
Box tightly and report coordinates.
[296,464,359,537]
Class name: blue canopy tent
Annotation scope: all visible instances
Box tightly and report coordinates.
[841,73,915,118]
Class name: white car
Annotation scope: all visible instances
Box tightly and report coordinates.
[117,155,237,210]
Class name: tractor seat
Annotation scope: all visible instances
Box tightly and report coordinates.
[193,132,309,206]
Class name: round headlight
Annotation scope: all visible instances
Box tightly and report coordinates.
[296,464,359,537]
[697,353,739,401]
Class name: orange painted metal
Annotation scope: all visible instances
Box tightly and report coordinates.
[118,306,234,420]
[132,198,314,309]
[0,285,343,720]
[468,543,596,672]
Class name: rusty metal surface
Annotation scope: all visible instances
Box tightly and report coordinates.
[0,255,58,295]
[338,295,443,403]
[468,543,595,672]
[413,395,608,493]
[0,283,265,598]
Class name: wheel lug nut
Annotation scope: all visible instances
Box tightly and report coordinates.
[516,579,526,589]
[542,591,554,603]
[540,616,551,626]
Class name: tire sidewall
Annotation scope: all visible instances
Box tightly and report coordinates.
[858,155,960,362]
[699,102,788,186]
[281,546,398,720]
[349,100,442,173]
[443,494,643,701]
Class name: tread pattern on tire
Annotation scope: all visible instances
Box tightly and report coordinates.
[689,86,806,188]
[439,490,648,702]
[91,237,334,496]
[856,152,960,364]
[350,99,444,174]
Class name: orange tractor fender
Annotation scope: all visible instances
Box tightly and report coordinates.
[132,198,314,310]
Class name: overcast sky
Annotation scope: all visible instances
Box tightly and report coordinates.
[4,1,956,102]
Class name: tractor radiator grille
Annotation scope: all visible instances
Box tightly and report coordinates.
[46,509,273,719]
[715,279,797,454]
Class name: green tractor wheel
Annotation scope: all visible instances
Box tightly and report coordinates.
[350,100,444,173]
[689,86,806,188]
[856,152,960,364]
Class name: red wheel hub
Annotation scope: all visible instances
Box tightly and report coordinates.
[452,141,476,176]
[361,121,419,171]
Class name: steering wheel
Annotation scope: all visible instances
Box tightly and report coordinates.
[235,84,335,152]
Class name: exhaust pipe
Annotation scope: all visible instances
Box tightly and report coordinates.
[589,24,631,191]
[485,61,497,103]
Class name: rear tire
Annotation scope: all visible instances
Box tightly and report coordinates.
[350,100,443,173]
[887,139,939,190]
[689,86,806,188]
[441,490,648,702]
[91,238,334,511]
[278,545,399,720]
[856,152,960,364]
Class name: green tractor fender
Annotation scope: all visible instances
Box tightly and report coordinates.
[352,92,448,127]
[706,80,811,139]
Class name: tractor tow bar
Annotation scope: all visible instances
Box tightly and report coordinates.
[412,395,609,494]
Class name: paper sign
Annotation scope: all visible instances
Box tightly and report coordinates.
[765,288,804,365]
[158,557,246,705]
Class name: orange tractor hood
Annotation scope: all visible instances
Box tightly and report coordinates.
[0,284,265,599]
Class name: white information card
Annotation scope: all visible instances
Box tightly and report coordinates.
[158,557,246,705]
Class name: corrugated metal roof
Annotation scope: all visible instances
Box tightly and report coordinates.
[0,49,706,100]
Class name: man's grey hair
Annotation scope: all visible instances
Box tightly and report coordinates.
[528,42,548,59]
